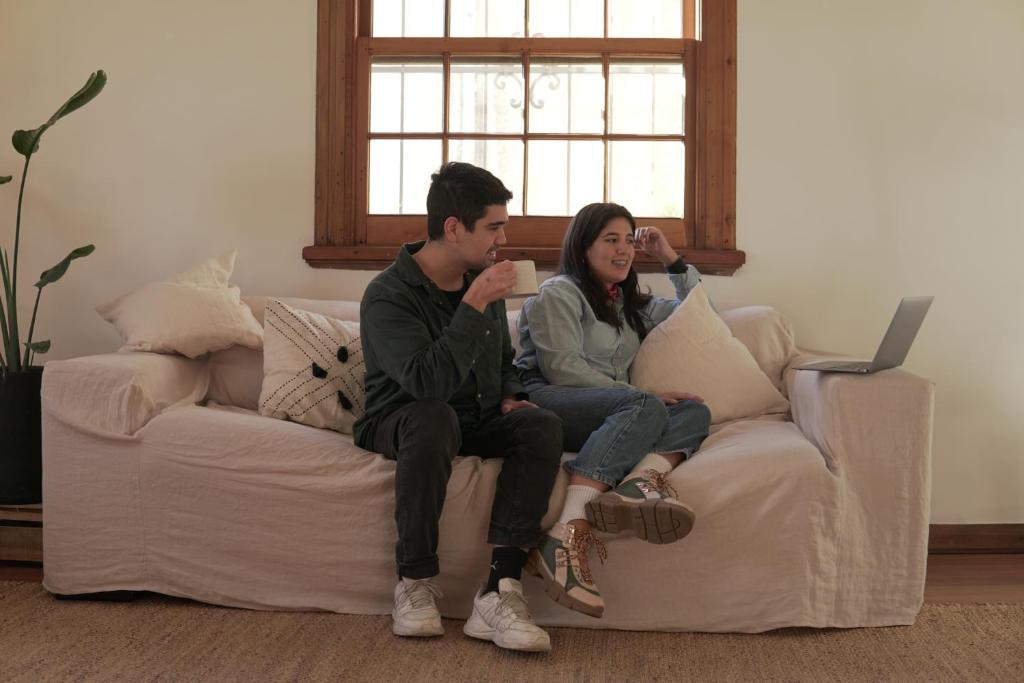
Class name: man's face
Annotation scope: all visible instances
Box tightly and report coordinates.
[455,203,509,270]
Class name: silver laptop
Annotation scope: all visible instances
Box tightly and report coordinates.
[795,296,933,374]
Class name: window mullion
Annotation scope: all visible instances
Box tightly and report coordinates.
[522,51,531,214]
[443,52,450,163]
[602,52,610,203]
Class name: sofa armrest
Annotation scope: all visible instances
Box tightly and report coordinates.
[42,352,210,437]
[786,352,934,475]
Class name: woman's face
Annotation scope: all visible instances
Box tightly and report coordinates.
[585,217,636,287]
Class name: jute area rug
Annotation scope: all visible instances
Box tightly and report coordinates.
[2,582,1022,682]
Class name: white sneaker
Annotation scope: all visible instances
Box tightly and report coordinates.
[463,578,551,652]
[392,578,444,637]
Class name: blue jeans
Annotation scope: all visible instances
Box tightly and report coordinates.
[525,381,712,487]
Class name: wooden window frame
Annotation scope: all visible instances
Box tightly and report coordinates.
[305,0,743,275]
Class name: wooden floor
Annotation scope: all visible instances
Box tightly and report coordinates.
[2,554,1022,602]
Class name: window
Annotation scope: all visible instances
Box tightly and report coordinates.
[306,0,742,274]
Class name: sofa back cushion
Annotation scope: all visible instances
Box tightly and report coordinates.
[206,297,361,409]
[718,305,797,394]
[207,295,797,411]
[505,300,796,394]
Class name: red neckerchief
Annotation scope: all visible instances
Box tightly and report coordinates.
[607,284,621,301]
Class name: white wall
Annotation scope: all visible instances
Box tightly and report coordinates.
[1,0,1021,522]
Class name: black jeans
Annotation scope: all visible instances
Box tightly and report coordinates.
[370,399,563,579]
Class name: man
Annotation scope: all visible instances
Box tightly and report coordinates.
[354,162,563,653]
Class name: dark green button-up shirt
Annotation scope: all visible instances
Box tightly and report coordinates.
[353,241,526,449]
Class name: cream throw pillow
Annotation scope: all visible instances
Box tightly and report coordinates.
[259,300,365,434]
[96,251,263,359]
[630,284,789,424]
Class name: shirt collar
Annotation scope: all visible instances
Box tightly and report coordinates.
[393,240,480,292]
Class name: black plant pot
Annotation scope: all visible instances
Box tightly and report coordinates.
[0,366,44,504]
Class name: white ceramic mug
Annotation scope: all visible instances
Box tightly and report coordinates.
[510,260,539,297]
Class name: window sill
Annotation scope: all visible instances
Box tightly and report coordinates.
[302,245,745,275]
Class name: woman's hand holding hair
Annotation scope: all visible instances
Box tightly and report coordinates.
[635,225,679,266]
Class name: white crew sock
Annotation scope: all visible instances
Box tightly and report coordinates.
[620,452,678,485]
[632,452,674,475]
[558,485,603,526]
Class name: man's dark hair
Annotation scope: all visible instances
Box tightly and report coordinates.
[558,202,654,337]
[425,162,513,240]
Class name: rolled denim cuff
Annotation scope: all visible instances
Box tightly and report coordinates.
[562,460,618,487]
[397,557,440,580]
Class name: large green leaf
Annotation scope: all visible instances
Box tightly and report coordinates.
[24,340,50,354]
[0,247,17,371]
[52,70,107,121]
[35,244,95,288]
[12,70,107,158]
[12,127,45,156]
[0,175,11,184]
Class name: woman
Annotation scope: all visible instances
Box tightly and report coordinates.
[516,202,711,618]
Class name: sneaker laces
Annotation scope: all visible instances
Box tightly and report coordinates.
[638,468,678,500]
[495,589,532,627]
[402,579,442,610]
[562,525,607,586]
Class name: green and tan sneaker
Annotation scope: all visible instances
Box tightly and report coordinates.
[526,522,607,618]
[585,469,696,545]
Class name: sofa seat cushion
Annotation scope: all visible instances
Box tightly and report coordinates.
[123,404,842,630]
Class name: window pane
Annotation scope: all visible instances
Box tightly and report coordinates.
[608,60,684,135]
[369,139,442,214]
[608,0,682,38]
[608,141,684,217]
[528,59,604,134]
[451,0,526,37]
[527,140,603,216]
[372,0,444,37]
[370,59,443,133]
[528,0,603,37]
[449,139,524,215]
[449,59,524,134]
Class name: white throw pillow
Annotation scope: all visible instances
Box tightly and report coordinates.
[259,299,365,434]
[630,284,789,424]
[95,251,263,359]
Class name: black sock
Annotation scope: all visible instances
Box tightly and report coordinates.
[484,546,528,594]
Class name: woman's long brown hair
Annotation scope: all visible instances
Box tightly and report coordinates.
[558,203,653,337]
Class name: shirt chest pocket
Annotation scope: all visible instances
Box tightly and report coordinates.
[582,321,621,360]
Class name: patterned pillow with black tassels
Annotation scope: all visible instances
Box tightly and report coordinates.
[259,299,365,434]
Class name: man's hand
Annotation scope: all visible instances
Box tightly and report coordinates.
[500,397,539,414]
[658,391,704,405]
[463,260,517,313]
[635,225,678,266]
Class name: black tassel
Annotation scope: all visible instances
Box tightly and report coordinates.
[337,391,353,410]
[337,345,349,363]
[311,362,328,379]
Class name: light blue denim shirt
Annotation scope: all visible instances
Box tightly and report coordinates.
[515,265,702,388]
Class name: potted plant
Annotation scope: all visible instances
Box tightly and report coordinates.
[1,71,105,504]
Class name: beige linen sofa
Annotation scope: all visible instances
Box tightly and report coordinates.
[40,296,934,633]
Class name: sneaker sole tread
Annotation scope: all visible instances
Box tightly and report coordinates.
[585,497,695,544]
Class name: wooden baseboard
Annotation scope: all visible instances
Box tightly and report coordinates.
[0,505,43,563]
[929,524,1024,554]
